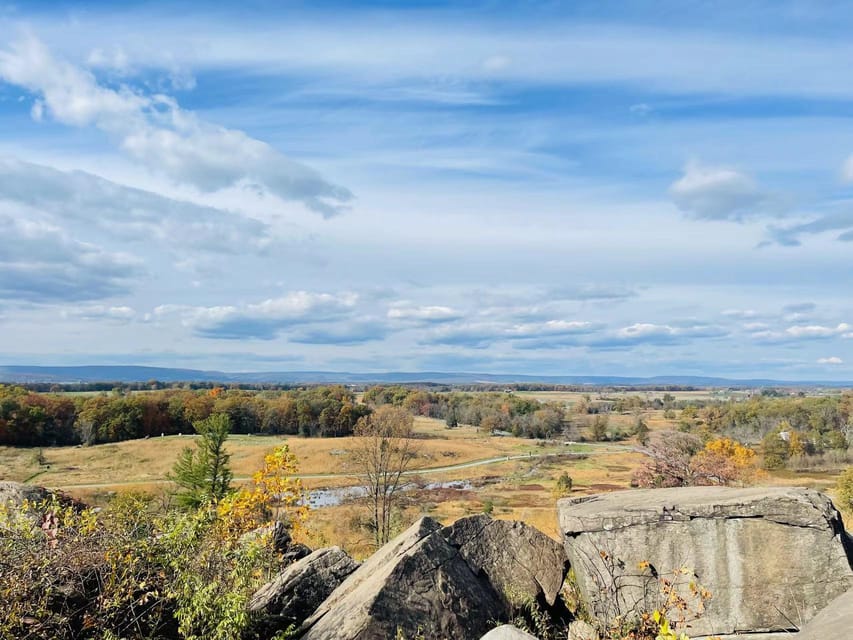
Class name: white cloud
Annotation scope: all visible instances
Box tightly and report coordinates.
[669,161,769,221]
[817,356,843,365]
[61,305,136,322]
[388,305,461,323]
[86,46,130,73]
[842,156,853,183]
[617,323,676,339]
[0,213,140,303]
[723,309,761,319]
[590,322,728,348]
[752,323,853,342]
[786,323,851,338]
[156,292,360,340]
[507,320,596,338]
[0,34,351,216]
[0,158,273,253]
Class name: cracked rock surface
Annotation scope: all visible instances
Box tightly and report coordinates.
[248,546,358,630]
[300,515,567,640]
[558,486,853,637]
[798,586,853,639]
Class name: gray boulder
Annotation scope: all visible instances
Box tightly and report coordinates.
[0,481,52,509]
[248,546,358,627]
[798,587,853,639]
[282,542,312,564]
[442,514,567,607]
[0,481,80,524]
[567,620,599,640]
[239,520,292,554]
[301,515,568,640]
[479,625,538,639]
[558,486,853,637]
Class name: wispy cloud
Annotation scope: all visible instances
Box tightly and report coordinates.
[752,322,853,343]
[156,292,360,341]
[0,158,273,253]
[0,213,139,303]
[60,304,136,323]
[0,33,352,216]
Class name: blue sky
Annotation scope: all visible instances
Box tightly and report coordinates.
[1,0,852,379]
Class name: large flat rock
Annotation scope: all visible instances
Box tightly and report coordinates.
[797,587,853,639]
[559,486,853,637]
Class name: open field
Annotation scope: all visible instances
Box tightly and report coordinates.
[0,412,639,552]
[0,417,573,489]
[4,396,852,558]
[513,389,744,404]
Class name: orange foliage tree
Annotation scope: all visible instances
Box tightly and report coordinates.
[690,437,760,486]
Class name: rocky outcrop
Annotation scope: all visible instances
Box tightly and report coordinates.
[798,586,853,639]
[248,547,358,629]
[0,481,53,509]
[558,486,853,637]
[239,520,293,554]
[0,481,81,524]
[443,514,567,608]
[566,620,599,640]
[282,542,312,564]
[479,625,538,639]
[300,515,568,640]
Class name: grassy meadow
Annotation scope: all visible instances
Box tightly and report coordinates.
[2,391,850,558]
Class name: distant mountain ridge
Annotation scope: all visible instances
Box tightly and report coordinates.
[0,365,850,387]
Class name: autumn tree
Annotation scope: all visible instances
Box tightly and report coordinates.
[445,404,459,429]
[761,429,790,470]
[590,414,609,441]
[170,413,233,509]
[633,431,703,488]
[690,437,759,486]
[836,467,853,511]
[635,433,759,488]
[351,405,418,546]
[635,417,650,446]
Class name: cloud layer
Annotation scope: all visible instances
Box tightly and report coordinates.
[0,4,852,378]
[0,34,352,216]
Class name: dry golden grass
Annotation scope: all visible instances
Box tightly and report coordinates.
[0,417,557,491]
[7,399,849,558]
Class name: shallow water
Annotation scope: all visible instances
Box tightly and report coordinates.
[307,479,474,508]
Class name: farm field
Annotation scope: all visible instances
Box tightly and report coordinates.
[513,389,742,405]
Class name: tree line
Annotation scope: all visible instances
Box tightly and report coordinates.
[363,386,569,439]
[0,385,369,447]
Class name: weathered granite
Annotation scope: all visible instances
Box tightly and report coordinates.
[479,625,539,639]
[248,546,358,629]
[559,486,853,637]
[442,514,568,607]
[301,514,568,640]
[797,586,853,639]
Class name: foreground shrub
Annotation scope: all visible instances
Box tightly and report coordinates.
[0,445,307,640]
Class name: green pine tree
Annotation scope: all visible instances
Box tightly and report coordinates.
[445,405,459,429]
[170,413,233,509]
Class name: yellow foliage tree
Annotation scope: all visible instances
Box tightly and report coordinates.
[788,430,806,457]
[690,437,760,486]
[216,444,309,539]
